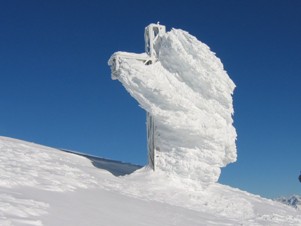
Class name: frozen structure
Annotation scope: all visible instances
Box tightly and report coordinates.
[108,23,237,184]
[109,23,166,171]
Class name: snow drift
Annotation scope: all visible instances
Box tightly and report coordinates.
[109,28,237,184]
[1,136,301,226]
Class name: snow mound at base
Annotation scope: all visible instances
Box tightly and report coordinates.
[109,28,236,184]
[0,136,301,226]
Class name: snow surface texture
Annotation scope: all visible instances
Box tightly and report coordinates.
[109,28,237,184]
[1,136,301,226]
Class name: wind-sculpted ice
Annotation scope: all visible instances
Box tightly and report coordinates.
[109,28,237,184]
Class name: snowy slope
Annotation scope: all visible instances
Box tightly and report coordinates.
[1,136,301,226]
[109,28,236,184]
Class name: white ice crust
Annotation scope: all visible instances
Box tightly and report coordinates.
[109,28,237,184]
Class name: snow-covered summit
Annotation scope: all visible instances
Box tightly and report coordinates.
[1,136,301,225]
[109,27,236,184]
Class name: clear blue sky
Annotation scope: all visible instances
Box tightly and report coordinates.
[1,0,300,199]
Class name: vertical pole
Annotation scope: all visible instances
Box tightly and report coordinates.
[147,112,155,170]
[144,24,165,171]
[145,25,155,170]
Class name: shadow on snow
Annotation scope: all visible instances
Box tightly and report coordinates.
[60,149,142,176]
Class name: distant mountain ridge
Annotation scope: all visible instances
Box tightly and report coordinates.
[275,195,301,210]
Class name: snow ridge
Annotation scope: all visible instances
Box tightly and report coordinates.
[0,136,97,192]
[109,28,237,184]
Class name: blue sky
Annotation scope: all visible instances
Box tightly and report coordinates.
[1,0,301,198]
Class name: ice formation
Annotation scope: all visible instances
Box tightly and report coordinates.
[109,27,237,184]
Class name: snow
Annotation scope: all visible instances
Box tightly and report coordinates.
[0,137,97,192]
[109,28,236,184]
[1,136,301,226]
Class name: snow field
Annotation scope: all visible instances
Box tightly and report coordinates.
[0,136,301,225]
[0,137,97,192]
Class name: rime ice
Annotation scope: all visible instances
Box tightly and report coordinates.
[109,27,237,184]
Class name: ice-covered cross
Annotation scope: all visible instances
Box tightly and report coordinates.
[108,24,237,185]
